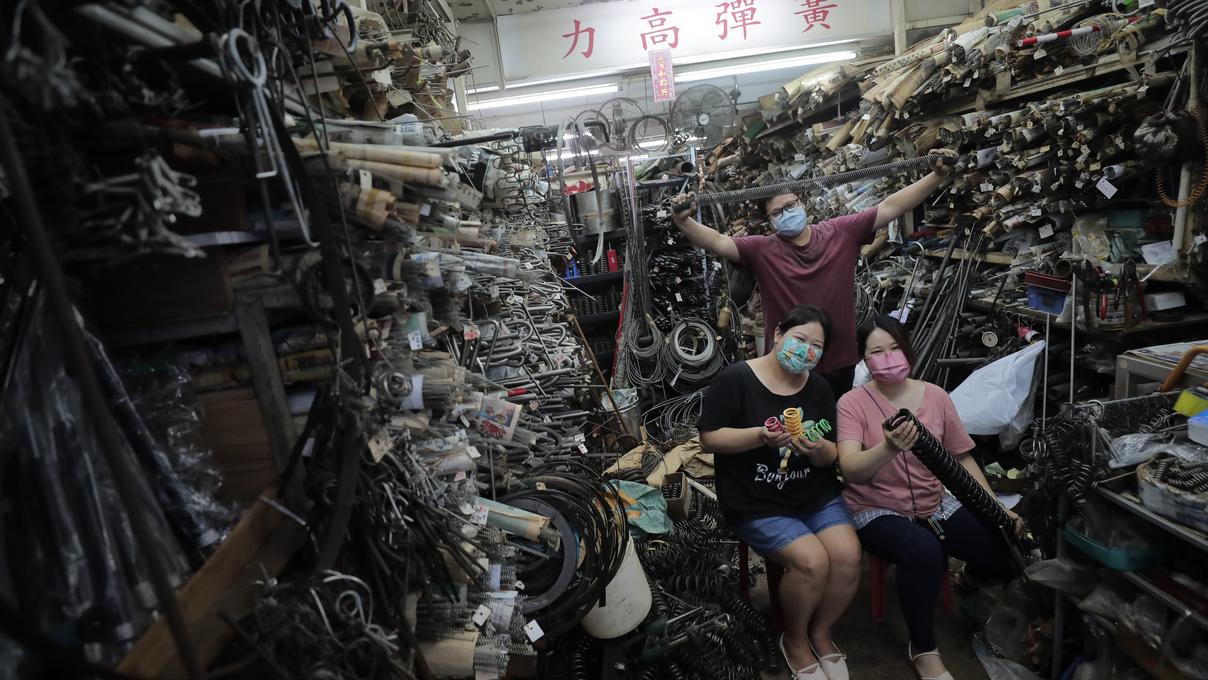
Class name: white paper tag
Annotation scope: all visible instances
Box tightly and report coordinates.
[1140,0,1154,7]
[980,183,994,192]
[794,153,805,161]
[358,169,372,190]
[1035,47,1047,59]
[523,620,545,642]
[420,203,432,216]
[1195,233,1207,247]
[467,445,482,459]
[1054,65,1065,76]
[471,502,489,526]
[454,471,467,482]
[675,293,683,302]
[472,604,491,627]
[1030,207,1042,217]
[463,323,480,341]
[1039,224,1055,239]
[577,443,588,454]
[373,278,387,295]
[1096,177,1118,199]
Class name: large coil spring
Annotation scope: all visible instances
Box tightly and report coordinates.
[887,409,1013,533]
[1146,455,1208,494]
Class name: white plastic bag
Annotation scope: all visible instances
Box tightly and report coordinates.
[951,342,1047,435]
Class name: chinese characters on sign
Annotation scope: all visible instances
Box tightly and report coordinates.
[649,49,676,102]
[500,0,885,84]
[715,0,761,41]
[561,18,596,59]
[795,0,838,32]
[640,7,680,49]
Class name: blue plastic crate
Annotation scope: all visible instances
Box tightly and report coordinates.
[1027,285,1067,315]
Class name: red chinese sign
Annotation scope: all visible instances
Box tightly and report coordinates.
[795,0,838,32]
[649,49,676,102]
[561,18,596,59]
[716,0,761,41]
[640,7,680,50]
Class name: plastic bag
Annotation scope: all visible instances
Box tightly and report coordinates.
[1024,558,1098,597]
[607,481,672,536]
[951,342,1047,435]
[0,294,191,668]
[1109,432,1208,469]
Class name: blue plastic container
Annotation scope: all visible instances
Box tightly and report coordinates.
[1027,285,1067,315]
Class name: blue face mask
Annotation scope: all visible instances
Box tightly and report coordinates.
[776,337,822,375]
[771,205,808,239]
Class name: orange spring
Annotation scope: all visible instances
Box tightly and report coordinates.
[783,407,804,439]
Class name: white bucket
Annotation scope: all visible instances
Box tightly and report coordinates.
[581,539,652,639]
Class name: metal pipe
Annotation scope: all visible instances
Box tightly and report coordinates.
[0,103,205,679]
[1173,44,1200,253]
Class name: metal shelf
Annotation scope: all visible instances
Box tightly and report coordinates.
[1121,571,1208,633]
[1095,485,1208,556]
[561,271,623,287]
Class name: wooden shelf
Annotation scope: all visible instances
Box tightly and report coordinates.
[118,489,305,678]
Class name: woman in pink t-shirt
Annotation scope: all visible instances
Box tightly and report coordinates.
[835,315,1021,680]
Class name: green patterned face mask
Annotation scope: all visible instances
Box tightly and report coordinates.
[776,337,821,375]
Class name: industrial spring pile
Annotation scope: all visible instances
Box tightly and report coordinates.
[540,496,777,680]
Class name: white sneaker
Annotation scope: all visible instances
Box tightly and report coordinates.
[810,639,849,680]
[908,643,955,680]
[780,634,828,680]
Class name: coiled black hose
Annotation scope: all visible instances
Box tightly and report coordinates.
[885,409,1018,544]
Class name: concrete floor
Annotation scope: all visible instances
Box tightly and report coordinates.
[749,556,991,680]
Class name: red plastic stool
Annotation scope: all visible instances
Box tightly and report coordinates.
[868,554,953,622]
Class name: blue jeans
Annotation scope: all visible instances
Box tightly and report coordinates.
[735,496,854,556]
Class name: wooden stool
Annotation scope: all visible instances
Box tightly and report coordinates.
[868,554,954,622]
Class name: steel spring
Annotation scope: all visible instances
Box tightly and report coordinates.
[1147,455,1208,494]
[662,660,689,680]
[887,409,1013,533]
[570,631,595,680]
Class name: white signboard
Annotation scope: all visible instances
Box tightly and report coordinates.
[497,0,891,84]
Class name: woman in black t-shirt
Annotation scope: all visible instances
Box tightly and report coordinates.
[698,305,858,680]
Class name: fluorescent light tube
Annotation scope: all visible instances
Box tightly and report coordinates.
[674,50,856,83]
[467,84,619,111]
[467,85,499,95]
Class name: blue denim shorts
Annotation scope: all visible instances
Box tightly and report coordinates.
[735,497,854,556]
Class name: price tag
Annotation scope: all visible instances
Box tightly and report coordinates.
[471,502,489,526]
[656,209,668,219]
[463,323,480,341]
[524,620,545,643]
[1054,65,1065,76]
[358,169,372,190]
[1096,177,1118,199]
[460,414,470,428]
[408,330,423,350]
[1035,47,1047,59]
[454,470,467,482]
[577,443,588,454]
[373,278,387,295]
[467,445,481,459]
[490,284,499,299]
[980,183,994,192]
[472,604,491,627]
[1140,0,1155,7]
[675,293,683,302]
[1039,224,1055,239]
[420,203,432,216]
[794,153,805,161]
[515,580,525,591]
[1195,233,1208,247]
[1030,207,1043,217]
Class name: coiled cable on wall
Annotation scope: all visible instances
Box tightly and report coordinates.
[662,318,724,388]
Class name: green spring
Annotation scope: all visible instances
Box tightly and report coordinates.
[800,419,832,442]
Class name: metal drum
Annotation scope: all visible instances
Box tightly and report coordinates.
[574,189,620,235]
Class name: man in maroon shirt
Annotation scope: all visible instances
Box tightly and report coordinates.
[672,151,953,396]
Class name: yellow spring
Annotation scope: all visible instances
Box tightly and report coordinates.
[783,407,804,439]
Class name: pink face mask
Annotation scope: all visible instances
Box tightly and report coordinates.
[867,349,911,385]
